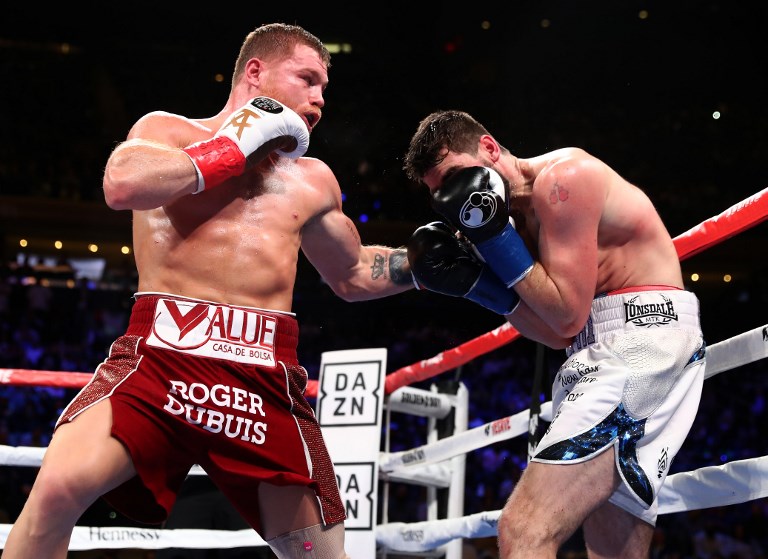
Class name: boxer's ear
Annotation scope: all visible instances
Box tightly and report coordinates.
[244,58,265,86]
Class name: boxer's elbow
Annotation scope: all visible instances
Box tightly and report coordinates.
[536,335,572,351]
[103,171,166,211]
[550,311,590,339]
[327,282,369,303]
[323,275,373,303]
[103,167,137,210]
[103,183,131,210]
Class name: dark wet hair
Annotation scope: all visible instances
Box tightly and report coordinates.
[403,110,491,181]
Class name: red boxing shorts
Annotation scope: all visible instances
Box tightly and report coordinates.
[56,292,345,530]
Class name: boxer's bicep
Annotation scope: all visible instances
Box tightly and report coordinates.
[301,207,363,289]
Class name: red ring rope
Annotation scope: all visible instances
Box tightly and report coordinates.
[3,187,767,398]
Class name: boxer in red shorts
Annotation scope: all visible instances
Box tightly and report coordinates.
[4,24,415,559]
[57,293,346,530]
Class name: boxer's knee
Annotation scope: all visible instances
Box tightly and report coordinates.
[267,521,349,559]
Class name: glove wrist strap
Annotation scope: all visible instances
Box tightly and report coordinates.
[476,223,534,288]
[182,136,247,193]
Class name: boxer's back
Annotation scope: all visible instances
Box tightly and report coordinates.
[594,169,684,294]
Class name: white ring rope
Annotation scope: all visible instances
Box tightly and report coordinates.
[6,323,763,474]
[379,403,554,475]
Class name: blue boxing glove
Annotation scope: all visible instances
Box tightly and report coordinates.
[408,221,520,315]
[431,166,533,288]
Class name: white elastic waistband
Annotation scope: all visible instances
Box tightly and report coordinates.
[567,290,701,356]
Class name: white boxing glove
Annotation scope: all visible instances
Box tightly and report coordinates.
[182,97,309,193]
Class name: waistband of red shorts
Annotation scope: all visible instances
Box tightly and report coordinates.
[566,287,701,357]
[128,292,299,362]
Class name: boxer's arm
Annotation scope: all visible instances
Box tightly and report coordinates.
[103,99,308,211]
[103,112,203,210]
[504,299,572,349]
[303,211,413,302]
[513,154,607,337]
[182,97,309,194]
[301,165,413,302]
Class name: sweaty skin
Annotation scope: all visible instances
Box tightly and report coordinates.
[423,143,683,349]
[417,131,688,559]
[3,38,409,559]
[103,44,409,311]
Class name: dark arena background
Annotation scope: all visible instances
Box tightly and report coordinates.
[1,1,767,557]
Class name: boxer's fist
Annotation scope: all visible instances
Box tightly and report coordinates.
[183,97,309,193]
[408,221,479,296]
[408,221,519,315]
[431,166,533,287]
[217,96,309,159]
[431,166,510,245]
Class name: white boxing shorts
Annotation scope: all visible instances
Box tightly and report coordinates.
[531,287,706,525]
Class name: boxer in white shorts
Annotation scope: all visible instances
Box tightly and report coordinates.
[532,287,706,524]
[403,109,707,558]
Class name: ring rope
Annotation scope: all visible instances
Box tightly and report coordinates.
[370,322,768,477]
[3,186,766,398]
[3,322,765,473]
[0,524,267,551]
[1,187,766,552]
[1,321,765,485]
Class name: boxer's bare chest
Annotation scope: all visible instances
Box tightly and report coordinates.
[168,159,316,226]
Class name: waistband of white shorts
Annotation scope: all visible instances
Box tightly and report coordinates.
[566,287,701,356]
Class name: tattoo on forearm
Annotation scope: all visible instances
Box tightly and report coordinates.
[388,249,412,285]
[549,182,569,204]
[370,250,411,285]
[371,253,386,280]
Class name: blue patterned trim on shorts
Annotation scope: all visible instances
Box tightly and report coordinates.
[534,403,653,507]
